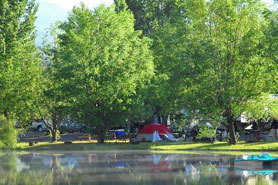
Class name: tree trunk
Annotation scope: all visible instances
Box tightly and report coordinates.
[50,119,59,143]
[97,128,105,144]
[50,112,59,143]
[227,114,237,145]
[51,129,58,143]
[97,133,105,144]
[3,110,9,120]
[228,121,237,145]
[227,109,237,145]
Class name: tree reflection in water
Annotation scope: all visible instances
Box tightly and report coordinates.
[0,152,278,185]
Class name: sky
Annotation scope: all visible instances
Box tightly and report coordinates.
[35,0,275,45]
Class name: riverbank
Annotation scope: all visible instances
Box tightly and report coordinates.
[7,141,278,153]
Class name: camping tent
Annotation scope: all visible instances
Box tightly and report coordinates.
[135,123,177,142]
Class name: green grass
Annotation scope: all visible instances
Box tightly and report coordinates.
[3,140,278,155]
[16,140,151,151]
[150,141,278,151]
[151,149,278,156]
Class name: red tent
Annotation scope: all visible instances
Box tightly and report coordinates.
[136,123,175,142]
[139,123,172,134]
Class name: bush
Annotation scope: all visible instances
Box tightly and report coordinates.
[0,140,4,149]
[196,126,216,139]
[0,116,17,149]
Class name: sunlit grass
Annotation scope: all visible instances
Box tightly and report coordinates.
[151,149,278,156]
[15,139,131,149]
[150,141,278,151]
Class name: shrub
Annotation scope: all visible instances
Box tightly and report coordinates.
[0,116,17,149]
[196,126,216,139]
[0,140,4,149]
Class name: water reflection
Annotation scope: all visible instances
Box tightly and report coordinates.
[0,151,278,185]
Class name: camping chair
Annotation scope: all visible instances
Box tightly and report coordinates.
[115,130,128,143]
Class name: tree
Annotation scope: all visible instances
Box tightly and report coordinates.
[57,4,154,143]
[0,0,42,147]
[181,0,269,144]
[244,11,278,122]
[120,0,188,123]
[114,0,128,13]
[262,10,278,94]
[122,0,185,36]
[37,22,67,142]
[149,4,190,122]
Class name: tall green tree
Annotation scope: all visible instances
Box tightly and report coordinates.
[243,10,278,122]
[37,22,67,142]
[263,10,278,93]
[57,4,154,143]
[0,0,42,147]
[119,0,188,123]
[181,0,269,144]
[149,4,190,121]
[122,0,184,36]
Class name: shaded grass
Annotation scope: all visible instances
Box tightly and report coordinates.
[18,140,151,151]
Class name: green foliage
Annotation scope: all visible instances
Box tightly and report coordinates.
[262,10,278,91]
[244,93,278,122]
[0,0,42,123]
[0,116,17,149]
[183,0,267,111]
[0,0,277,146]
[0,141,4,149]
[115,0,128,13]
[38,22,67,142]
[171,0,269,144]
[124,0,185,36]
[57,4,154,142]
[196,126,216,139]
[127,0,272,144]
[124,0,188,119]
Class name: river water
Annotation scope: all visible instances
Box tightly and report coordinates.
[0,151,278,185]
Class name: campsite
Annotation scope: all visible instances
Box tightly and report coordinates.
[2,0,278,184]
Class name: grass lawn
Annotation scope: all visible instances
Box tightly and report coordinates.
[16,140,151,151]
[9,140,278,153]
[150,141,278,151]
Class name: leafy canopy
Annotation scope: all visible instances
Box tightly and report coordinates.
[57,4,154,141]
[0,0,42,122]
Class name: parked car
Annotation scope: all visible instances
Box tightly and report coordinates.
[31,122,48,132]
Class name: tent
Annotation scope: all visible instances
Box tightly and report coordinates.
[135,123,177,142]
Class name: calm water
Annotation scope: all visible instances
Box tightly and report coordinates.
[0,151,278,185]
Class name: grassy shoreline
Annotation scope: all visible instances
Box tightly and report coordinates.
[2,141,277,154]
[14,141,278,151]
